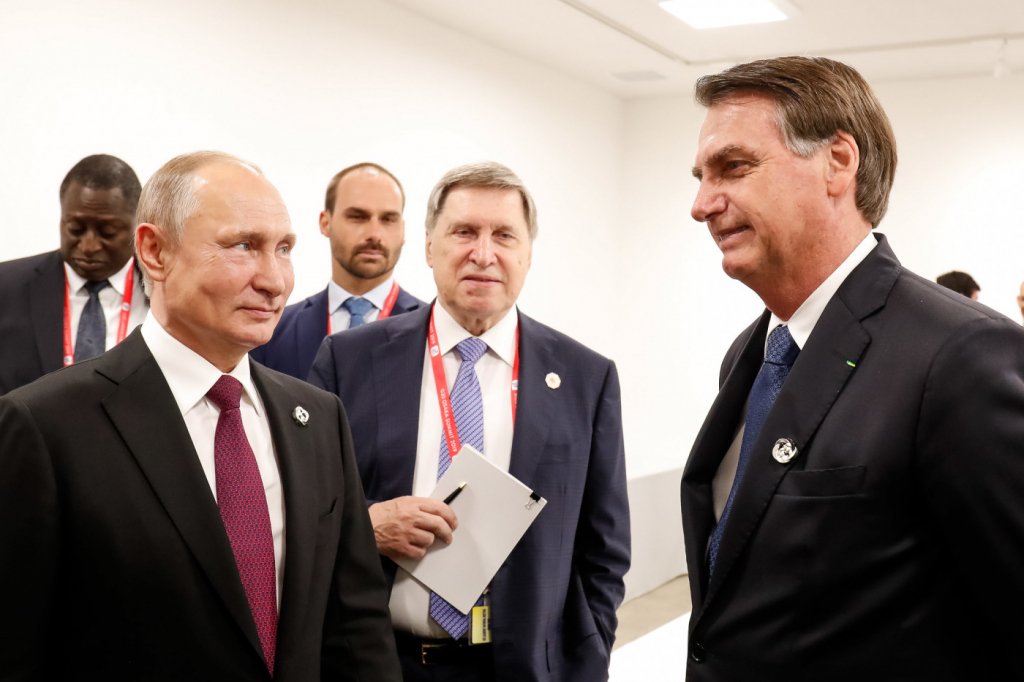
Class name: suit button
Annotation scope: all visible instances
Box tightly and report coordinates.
[690,640,706,663]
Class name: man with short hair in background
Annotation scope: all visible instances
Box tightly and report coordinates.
[682,56,1024,680]
[936,269,980,300]
[0,154,147,394]
[310,161,630,681]
[0,151,401,680]
[251,162,424,380]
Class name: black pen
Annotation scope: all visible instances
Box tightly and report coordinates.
[443,482,467,505]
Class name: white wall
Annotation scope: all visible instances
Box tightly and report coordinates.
[0,0,625,354]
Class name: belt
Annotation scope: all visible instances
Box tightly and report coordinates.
[394,631,493,666]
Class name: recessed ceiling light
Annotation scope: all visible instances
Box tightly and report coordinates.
[659,0,790,30]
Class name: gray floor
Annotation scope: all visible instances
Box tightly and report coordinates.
[614,575,692,650]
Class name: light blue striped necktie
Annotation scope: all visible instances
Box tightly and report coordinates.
[342,296,374,329]
[430,336,488,638]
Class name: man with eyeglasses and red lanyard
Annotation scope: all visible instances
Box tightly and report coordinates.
[310,161,630,682]
[251,162,424,380]
[0,154,147,395]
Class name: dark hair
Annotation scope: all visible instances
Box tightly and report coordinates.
[59,154,142,212]
[324,162,404,212]
[695,56,897,228]
[936,271,980,298]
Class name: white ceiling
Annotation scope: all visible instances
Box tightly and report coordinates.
[385,0,1024,97]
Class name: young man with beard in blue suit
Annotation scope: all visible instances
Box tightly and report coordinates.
[251,163,423,380]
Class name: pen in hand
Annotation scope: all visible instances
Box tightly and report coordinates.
[444,482,467,505]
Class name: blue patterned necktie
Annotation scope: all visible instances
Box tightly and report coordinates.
[74,279,111,362]
[342,296,374,329]
[707,325,799,574]
[430,337,488,639]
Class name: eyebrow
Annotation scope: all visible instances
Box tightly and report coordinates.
[692,144,748,180]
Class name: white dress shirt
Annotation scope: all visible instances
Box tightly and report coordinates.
[712,232,877,519]
[141,315,285,606]
[327,276,395,332]
[65,258,148,353]
[389,302,519,636]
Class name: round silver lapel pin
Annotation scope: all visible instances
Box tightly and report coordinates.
[292,406,310,426]
[772,438,798,464]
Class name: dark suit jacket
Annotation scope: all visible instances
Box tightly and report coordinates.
[0,330,401,681]
[0,251,64,395]
[681,236,1024,681]
[250,285,424,381]
[308,305,630,682]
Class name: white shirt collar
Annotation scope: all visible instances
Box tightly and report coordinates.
[432,302,518,367]
[140,313,263,417]
[63,257,135,297]
[768,231,877,351]
[327,276,396,315]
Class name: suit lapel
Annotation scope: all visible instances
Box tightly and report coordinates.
[252,364,319,655]
[295,289,329,378]
[29,252,64,374]
[372,306,430,499]
[507,313,557,486]
[98,332,264,661]
[691,235,900,621]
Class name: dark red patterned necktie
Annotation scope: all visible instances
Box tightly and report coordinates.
[207,375,278,674]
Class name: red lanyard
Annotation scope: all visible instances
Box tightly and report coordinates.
[327,280,400,335]
[62,259,136,367]
[428,305,520,460]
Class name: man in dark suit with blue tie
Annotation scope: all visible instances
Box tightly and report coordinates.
[251,163,423,380]
[682,56,1024,680]
[0,154,147,395]
[309,161,630,681]
[0,151,401,680]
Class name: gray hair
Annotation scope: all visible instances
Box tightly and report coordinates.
[425,161,538,238]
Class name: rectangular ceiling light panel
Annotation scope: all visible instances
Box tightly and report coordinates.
[659,0,789,29]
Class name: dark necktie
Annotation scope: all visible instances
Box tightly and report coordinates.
[206,375,278,674]
[74,279,110,362]
[429,337,487,639]
[342,296,375,329]
[707,325,799,574]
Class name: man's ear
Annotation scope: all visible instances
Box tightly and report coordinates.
[826,130,860,198]
[319,210,331,238]
[135,223,171,284]
[424,229,434,268]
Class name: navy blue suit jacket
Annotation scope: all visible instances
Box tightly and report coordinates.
[250,285,423,381]
[0,251,65,395]
[682,236,1024,680]
[308,305,630,682]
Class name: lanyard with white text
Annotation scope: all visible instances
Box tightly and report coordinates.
[327,280,400,335]
[428,305,520,460]
[62,258,136,367]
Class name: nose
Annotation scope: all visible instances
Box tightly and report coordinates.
[253,249,292,299]
[691,181,726,224]
[469,235,496,266]
[78,230,102,256]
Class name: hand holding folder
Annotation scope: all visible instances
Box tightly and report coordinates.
[393,445,547,614]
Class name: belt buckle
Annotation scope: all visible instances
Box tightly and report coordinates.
[420,641,446,666]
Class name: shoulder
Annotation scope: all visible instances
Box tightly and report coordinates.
[518,312,615,373]
[279,288,327,324]
[0,250,61,286]
[395,287,427,313]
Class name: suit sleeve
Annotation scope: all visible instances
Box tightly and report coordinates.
[574,361,631,656]
[918,316,1024,660]
[0,397,59,681]
[320,394,402,681]
[307,336,339,393]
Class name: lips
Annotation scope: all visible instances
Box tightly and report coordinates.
[712,224,750,246]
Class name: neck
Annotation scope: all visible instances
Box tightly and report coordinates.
[438,300,508,337]
[331,263,390,296]
[151,297,243,373]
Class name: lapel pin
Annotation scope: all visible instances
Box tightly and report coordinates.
[772,438,799,464]
[545,372,561,390]
[292,406,310,426]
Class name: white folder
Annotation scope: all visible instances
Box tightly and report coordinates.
[394,444,547,614]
